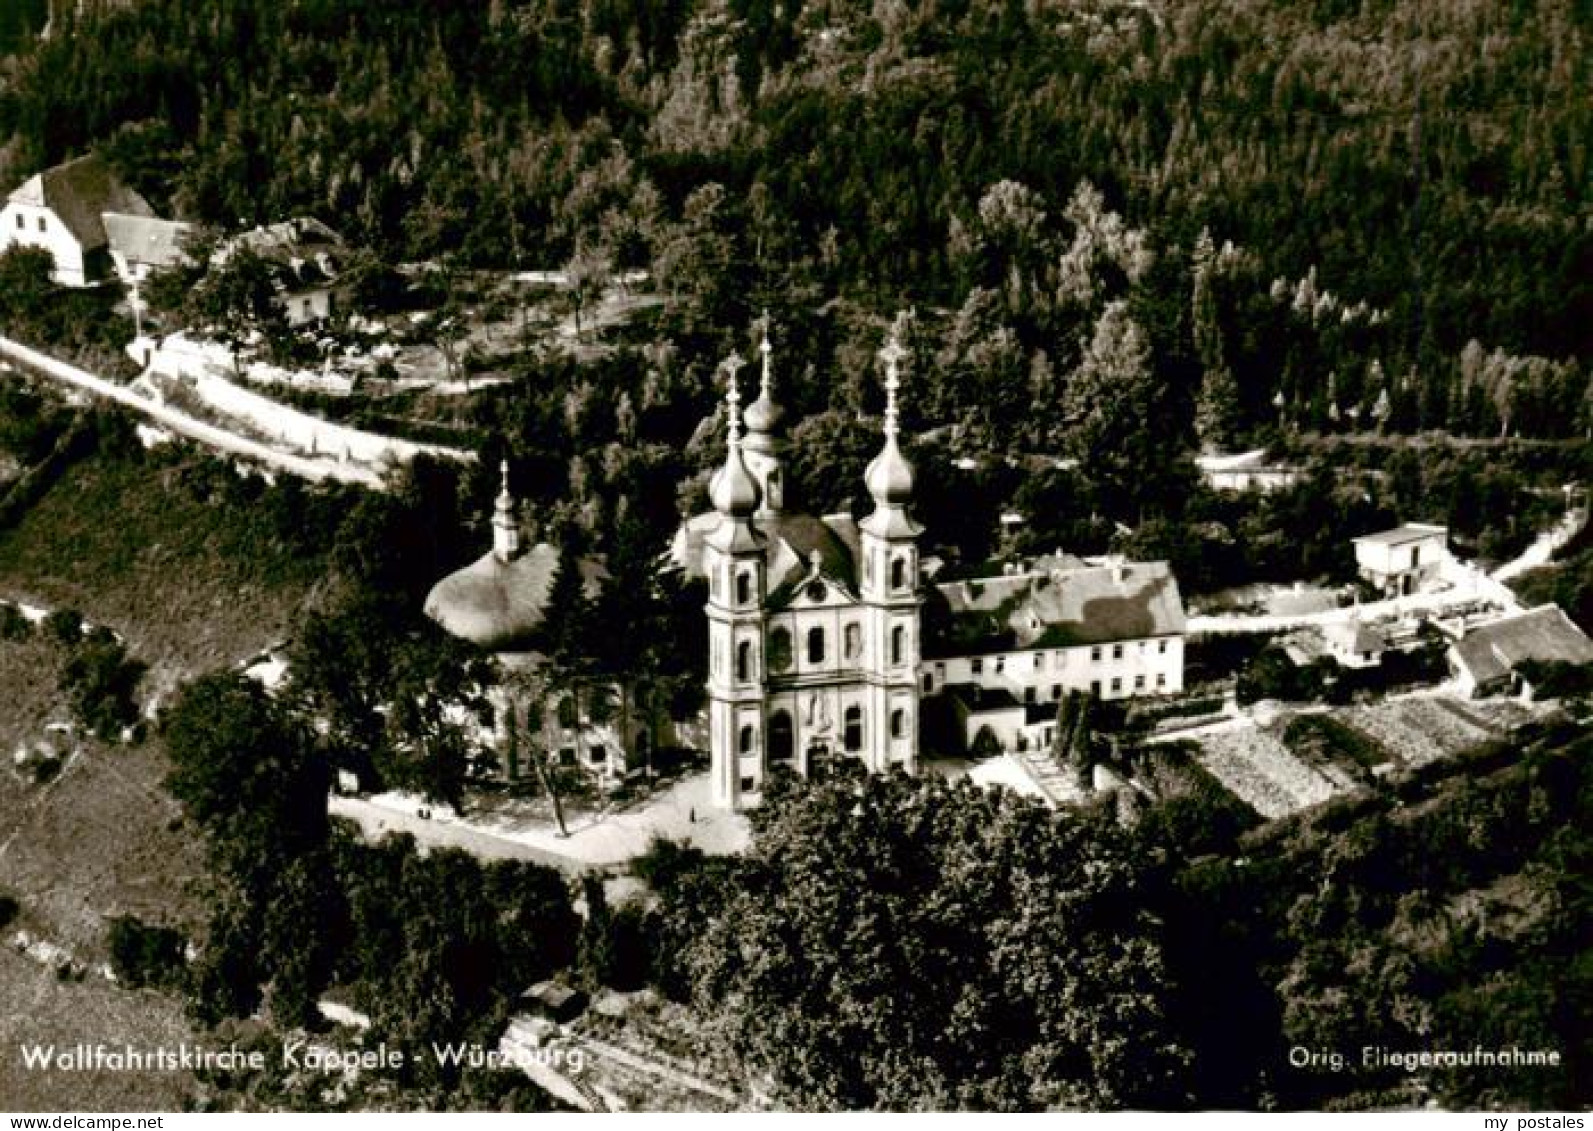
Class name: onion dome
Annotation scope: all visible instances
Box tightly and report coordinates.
[743,318,787,446]
[710,352,762,519]
[864,334,916,507]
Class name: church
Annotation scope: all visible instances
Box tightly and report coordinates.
[673,324,1187,810]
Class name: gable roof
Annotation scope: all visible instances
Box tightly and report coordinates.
[7,154,154,251]
[103,213,195,271]
[1450,604,1593,688]
[672,509,862,600]
[1323,617,1388,655]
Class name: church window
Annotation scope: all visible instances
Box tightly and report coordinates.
[736,570,753,604]
[769,711,793,761]
[891,625,906,666]
[844,706,863,752]
[890,708,906,740]
[737,640,755,682]
[807,626,826,663]
[891,556,907,589]
[768,627,793,673]
[844,622,861,660]
[739,725,756,755]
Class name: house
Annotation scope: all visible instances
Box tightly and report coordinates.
[217,217,346,326]
[1321,616,1388,669]
[1352,522,1449,596]
[1447,604,1593,698]
[0,154,154,286]
[1196,449,1301,494]
[671,327,1186,809]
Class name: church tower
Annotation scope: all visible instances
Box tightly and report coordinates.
[702,354,769,808]
[491,460,521,562]
[741,314,787,517]
[857,325,923,775]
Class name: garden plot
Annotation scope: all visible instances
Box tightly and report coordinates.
[1192,723,1342,820]
[1341,696,1497,769]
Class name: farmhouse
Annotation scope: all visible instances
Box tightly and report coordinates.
[217,217,346,326]
[0,153,154,286]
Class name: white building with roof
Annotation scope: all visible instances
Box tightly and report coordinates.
[1,153,155,286]
[1353,522,1449,596]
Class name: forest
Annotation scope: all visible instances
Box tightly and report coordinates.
[0,0,1586,486]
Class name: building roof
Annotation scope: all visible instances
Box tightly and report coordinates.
[423,543,606,652]
[673,509,862,599]
[1352,522,1447,548]
[1450,604,1593,688]
[218,217,344,292]
[103,213,194,271]
[7,154,154,251]
[927,558,1184,657]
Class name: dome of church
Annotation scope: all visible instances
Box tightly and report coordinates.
[424,544,606,652]
[865,436,915,506]
[743,390,787,442]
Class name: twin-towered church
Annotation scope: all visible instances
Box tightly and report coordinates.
[672,325,1187,810]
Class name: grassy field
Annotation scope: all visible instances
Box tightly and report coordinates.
[0,442,330,695]
[0,947,202,1111]
[0,439,334,1111]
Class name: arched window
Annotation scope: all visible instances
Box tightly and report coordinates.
[769,711,793,761]
[736,570,753,604]
[843,705,863,752]
[807,626,826,664]
[891,555,907,589]
[843,622,861,661]
[891,625,906,666]
[768,627,792,673]
[891,708,906,739]
[739,724,756,755]
[736,639,754,681]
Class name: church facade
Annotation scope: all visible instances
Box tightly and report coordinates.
[674,326,1186,810]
